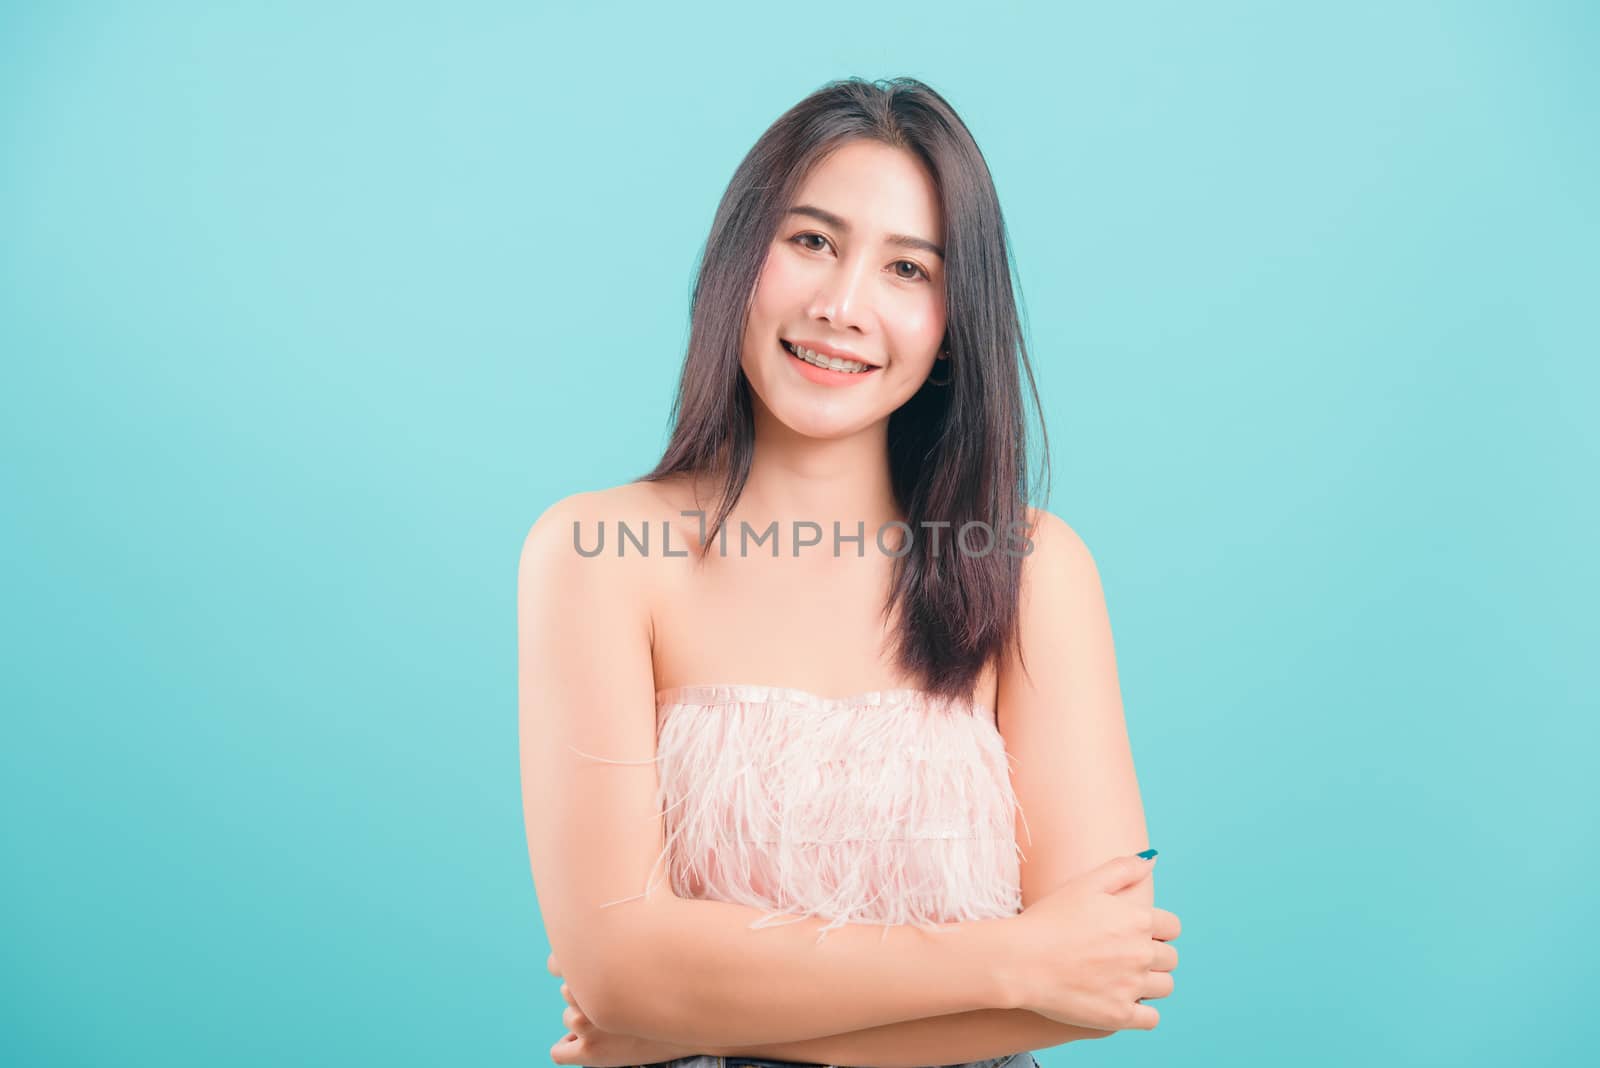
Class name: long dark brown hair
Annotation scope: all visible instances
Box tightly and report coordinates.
[636,76,1051,703]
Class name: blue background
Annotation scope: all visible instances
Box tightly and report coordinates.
[2,1,1594,1064]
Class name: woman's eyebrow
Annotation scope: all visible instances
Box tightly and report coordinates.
[786,204,944,259]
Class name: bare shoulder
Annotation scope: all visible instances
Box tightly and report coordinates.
[519,482,659,587]
[1004,505,1114,695]
[521,480,675,549]
[521,486,603,564]
[1019,506,1101,588]
[518,478,705,631]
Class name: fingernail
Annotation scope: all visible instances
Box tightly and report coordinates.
[1136,848,1158,860]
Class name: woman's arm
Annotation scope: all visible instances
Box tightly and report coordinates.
[519,493,1022,1051]
[706,1008,1111,1067]
[600,896,1025,1049]
[1002,510,1154,910]
[552,951,1117,1068]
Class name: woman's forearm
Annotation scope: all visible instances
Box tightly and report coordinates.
[706,1008,1106,1068]
[589,893,1023,1050]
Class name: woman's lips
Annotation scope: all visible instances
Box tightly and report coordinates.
[781,338,880,386]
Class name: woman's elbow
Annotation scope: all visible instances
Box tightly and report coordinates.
[553,917,660,1036]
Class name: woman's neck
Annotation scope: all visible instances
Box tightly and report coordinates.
[740,408,902,534]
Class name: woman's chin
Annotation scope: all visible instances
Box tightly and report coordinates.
[769,401,887,440]
[746,366,900,435]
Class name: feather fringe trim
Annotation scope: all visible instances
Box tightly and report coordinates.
[584,683,1025,946]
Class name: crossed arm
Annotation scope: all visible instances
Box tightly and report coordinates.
[679,994,1112,1066]
[717,1016,1108,1066]
[550,929,1114,1066]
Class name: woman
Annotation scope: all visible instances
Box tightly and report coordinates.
[519,77,1180,1068]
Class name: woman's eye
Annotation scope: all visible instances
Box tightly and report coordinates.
[792,234,927,282]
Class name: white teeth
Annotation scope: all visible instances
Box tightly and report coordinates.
[787,342,872,373]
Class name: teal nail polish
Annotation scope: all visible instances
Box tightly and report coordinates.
[1136,848,1158,859]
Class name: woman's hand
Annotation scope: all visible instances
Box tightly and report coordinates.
[546,952,701,1067]
[1009,854,1181,1032]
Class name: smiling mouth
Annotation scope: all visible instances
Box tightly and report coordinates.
[781,339,878,374]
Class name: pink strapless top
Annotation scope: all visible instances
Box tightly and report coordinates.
[623,681,1025,944]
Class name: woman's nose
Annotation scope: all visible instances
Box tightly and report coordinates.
[807,257,872,327]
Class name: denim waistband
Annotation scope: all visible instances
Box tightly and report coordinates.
[624,1053,1038,1068]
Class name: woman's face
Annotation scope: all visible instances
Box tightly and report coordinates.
[740,139,948,437]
